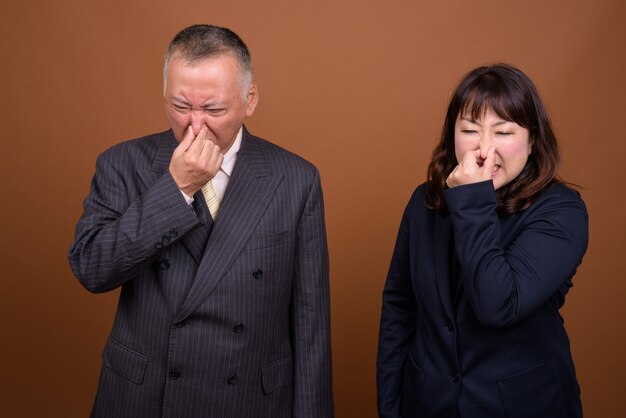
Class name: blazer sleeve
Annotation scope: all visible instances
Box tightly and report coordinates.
[377,190,419,418]
[68,152,202,293]
[290,168,334,417]
[444,180,589,328]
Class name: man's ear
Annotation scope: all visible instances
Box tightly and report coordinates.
[245,83,258,117]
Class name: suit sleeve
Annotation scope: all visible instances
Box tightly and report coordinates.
[68,152,203,293]
[290,168,334,417]
[376,191,418,418]
[444,181,588,328]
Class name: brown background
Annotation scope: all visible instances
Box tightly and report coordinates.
[1,0,625,417]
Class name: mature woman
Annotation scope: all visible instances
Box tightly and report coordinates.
[377,64,588,418]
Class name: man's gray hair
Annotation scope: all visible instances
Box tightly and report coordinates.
[163,24,253,100]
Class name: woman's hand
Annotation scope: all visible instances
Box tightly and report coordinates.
[446,146,496,189]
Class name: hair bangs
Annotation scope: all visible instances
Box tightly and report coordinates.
[459,75,531,129]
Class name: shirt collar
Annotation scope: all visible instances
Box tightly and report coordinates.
[221,127,242,177]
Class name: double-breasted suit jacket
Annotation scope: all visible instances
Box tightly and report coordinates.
[377,181,588,418]
[69,128,333,418]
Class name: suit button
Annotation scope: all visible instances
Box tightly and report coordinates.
[445,322,454,333]
[162,235,171,244]
[169,370,181,380]
[168,229,178,238]
[252,269,263,279]
[155,242,164,249]
[174,321,186,328]
[233,323,244,333]
[227,374,238,385]
[451,373,460,383]
[158,258,170,270]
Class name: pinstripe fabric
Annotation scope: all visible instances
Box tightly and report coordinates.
[69,128,334,418]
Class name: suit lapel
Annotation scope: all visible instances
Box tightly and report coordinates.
[136,130,178,187]
[175,130,283,322]
[136,130,212,265]
[434,212,455,321]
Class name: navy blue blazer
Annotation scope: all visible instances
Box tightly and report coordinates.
[377,180,588,418]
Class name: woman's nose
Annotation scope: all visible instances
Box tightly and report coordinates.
[479,134,494,156]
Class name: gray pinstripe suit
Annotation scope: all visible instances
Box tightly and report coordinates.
[69,127,334,418]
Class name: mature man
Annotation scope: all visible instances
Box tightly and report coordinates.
[69,24,333,418]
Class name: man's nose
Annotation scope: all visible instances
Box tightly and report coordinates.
[190,110,207,135]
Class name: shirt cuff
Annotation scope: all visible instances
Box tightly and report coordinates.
[180,190,194,205]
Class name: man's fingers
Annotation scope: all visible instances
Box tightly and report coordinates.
[199,133,219,158]
[169,126,223,193]
[211,152,224,173]
[199,140,223,176]
[176,126,196,153]
[187,127,210,156]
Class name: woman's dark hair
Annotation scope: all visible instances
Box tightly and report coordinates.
[425,64,561,214]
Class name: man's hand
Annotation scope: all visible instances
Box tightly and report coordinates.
[446,146,496,189]
[169,126,223,196]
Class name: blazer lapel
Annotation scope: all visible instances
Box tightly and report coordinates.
[175,130,284,322]
[136,130,212,265]
[434,212,455,321]
[136,130,178,187]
